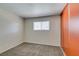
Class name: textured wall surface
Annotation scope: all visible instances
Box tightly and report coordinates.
[0,9,24,54]
[24,16,60,46]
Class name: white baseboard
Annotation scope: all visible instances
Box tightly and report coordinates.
[60,47,66,56]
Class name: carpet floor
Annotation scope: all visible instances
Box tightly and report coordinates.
[0,43,63,56]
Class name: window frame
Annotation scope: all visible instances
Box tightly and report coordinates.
[33,21,50,31]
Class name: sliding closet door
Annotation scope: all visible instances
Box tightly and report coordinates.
[69,3,79,56]
[61,3,79,56]
[61,4,70,55]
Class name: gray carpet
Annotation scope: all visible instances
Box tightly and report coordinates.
[0,43,63,56]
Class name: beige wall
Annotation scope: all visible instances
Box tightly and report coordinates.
[24,16,60,46]
[0,9,24,54]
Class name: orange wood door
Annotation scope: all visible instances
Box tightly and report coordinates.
[69,3,79,56]
[61,4,70,55]
[61,3,79,56]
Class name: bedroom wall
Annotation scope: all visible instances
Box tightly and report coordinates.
[0,9,24,54]
[24,16,61,46]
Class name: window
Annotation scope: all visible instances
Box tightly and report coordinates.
[33,21,50,31]
[33,22,41,30]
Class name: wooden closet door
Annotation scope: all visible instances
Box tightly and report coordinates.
[61,3,79,56]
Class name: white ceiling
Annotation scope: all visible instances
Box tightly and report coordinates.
[0,3,66,18]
